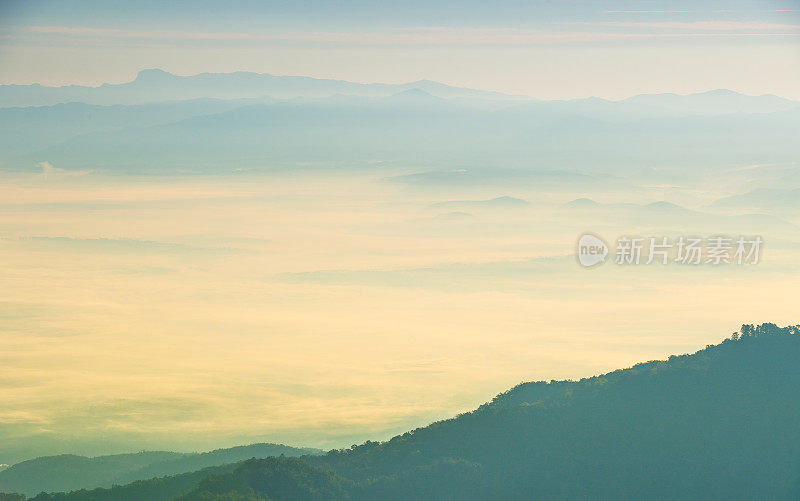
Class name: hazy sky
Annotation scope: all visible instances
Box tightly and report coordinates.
[1,0,800,464]
[1,0,799,99]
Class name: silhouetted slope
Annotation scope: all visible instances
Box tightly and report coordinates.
[22,324,800,500]
[0,444,320,497]
[321,323,800,499]
[177,458,350,501]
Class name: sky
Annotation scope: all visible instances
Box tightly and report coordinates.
[1,0,799,99]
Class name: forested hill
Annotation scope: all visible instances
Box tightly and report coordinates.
[22,323,800,500]
[0,444,321,497]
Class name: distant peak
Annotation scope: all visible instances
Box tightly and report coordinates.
[488,196,529,205]
[564,197,599,207]
[643,201,689,212]
[698,88,740,96]
[431,196,528,209]
[135,68,174,81]
[405,79,443,86]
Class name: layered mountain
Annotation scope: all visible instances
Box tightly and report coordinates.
[0,444,321,497]
[2,88,798,174]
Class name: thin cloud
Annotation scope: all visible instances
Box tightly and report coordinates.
[574,21,800,31]
[16,25,800,48]
[604,10,691,13]
[36,161,90,180]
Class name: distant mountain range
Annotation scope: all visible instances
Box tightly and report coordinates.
[10,323,800,500]
[0,443,322,497]
[621,88,799,115]
[562,199,797,233]
[1,71,798,176]
[1,69,797,113]
[0,69,521,108]
[1,83,798,174]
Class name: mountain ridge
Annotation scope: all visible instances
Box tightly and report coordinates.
[0,69,523,107]
[2,70,798,110]
[13,323,800,500]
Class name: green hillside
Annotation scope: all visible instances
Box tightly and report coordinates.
[15,323,800,500]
